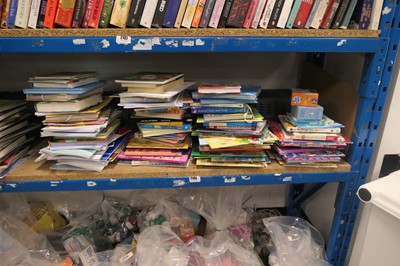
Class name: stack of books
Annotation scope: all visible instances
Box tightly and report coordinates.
[191,84,272,168]
[23,72,129,172]
[269,88,352,167]
[115,72,195,167]
[0,100,40,178]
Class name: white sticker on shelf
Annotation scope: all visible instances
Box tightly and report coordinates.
[116,36,132,45]
[337,40,347,47]
[382,6,391,15]
[182,40,195,47]
[224,177,236,183]
[101,39,110,48]
[173,180,186,187]
[152,38,161,45]
[189,176,201,183]
[7,183,16,188]
[241,176,251,181]
[282,176,293,182]
[87,181,97,187]
[195,39,205,46]
[110,178,117,182]
[73,39,86,45]
[165,40,178,48]
[133,39,153,50]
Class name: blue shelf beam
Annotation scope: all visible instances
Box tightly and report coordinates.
[0,37,383,53]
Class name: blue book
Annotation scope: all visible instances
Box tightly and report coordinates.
[199,98,258,104]
[7,0,18,28]
[192,86,261,100]
[190,106,246,114]
[203,121,266,127]
[138,122,192,130]
[23,81,106,94]
[162,0,181,27]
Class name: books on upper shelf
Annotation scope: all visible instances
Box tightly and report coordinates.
[197,83,242,94]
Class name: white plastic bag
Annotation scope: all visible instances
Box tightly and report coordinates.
[263,216,332,266]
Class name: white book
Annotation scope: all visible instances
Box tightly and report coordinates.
[139,0,159,28]
[35,93,103,113]
[310,0,330,29]
[181,0,199,28]
[250,0,267,28]
[368,0,384,30]
[27,0,41,28]
[276,0,295,28]
[304,0,321,28]
[14,0,32,28]
[258,0,276,28]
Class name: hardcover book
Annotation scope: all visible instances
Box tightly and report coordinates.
[98,0,114,27]
[88,0,104,27]
[81,0,94,27]
[126,0,145,27]
[55,0,76,27]
[44,0,60,28]
[71,0,86,27]
[152,0,169,27]
[109,0,132,27]
[116,72,184,85]
[225,0,251,27]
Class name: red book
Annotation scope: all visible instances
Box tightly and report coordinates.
[81,0,93,27]
[44,0,61,28]
[225,0,252,27]
[88,0,103,27]
[319,0,334,28]
[55,0,77,27]
[320,0,340,28]
[242,0,259,28]
[293,0,315,28]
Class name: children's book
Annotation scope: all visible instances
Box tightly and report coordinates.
[115,72,184,86]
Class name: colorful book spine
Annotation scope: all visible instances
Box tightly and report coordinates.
[249,0,266,28]
[181,0,198,28]
[226,0,251,27]
[304,0,320,28]
[191,107,246,114]
[338,0,356,28]
[204,121,265,127]
[81,0,93,27]
[98,0,114,27]
[356,0,373,29]
[320,0,339,28]
[258,0,276,28]
[191,0,206,27]
[44,0,60,28]
[217,0,233,27]
[55,0,76,27]
[285,0,301,28]
[172,0,188,27]
[293,0,314,28]
[126,0,144,27]
[331,0,350,28]
[199,0,215,27]
[309,0,329,28]
[139,123,191,130]
[268,0,284,28]
[152,0,169,27]
[368,0,383,30]
[15,0,32,28]
[276,0,294,28]
[27,0,41,28]
[88,0,103,27]
[6,0,18,28]
[71,0,85,26]
[36,0,47,27]
[109,0,132,27]
[139,0,159,28]
[1,0,10,28]
[208,0,226,27]
[242,0,259,28]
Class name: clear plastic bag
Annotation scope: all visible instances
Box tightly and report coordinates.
[263,216,332,266]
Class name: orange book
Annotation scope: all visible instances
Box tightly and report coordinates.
[55,0,76,27]
[88,0,104,27]
[44,0,60,28]
[191,0,206,27]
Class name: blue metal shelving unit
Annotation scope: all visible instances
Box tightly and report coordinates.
[0,1,398,264]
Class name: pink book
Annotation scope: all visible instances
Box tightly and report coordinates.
[208,0,226,28]
[117,152,189,164]
[124,149,183,156]
[243,0,259,28]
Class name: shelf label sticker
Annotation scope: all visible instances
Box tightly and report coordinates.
[224,177,236,183]
[101,39,110,48]
[116,36,132,45]
[87,181,97,187]
[189,176,201,183]
[133,39,153,50]
[382,6,391,15]
[72,39,86,45]
[337,40,347,47]
[182,40,195,47]
[241,176,251,181]
[282,176,293,182]
[173,180,186,187]
[195,39,205,46]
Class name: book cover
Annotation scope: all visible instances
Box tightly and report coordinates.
[116,72,184,85]
[207,0,225,27]
[88,0,103,27]
[138,122,191,130]
[199,0,215,27]
[217,0,233,27]
[1,0,10,28]
[27,0,41,28]
[44,0,60,28]
[109,0,132,27]
[285,0,301,28]
[309,0,329,28]
[152,0,169,27]
[71,0,86,27]
[242,0,258,28]
[126,0,144,27]
[249,0,266,28]
[98,0,114,27]
[6,0,18,28]
[55,0,76,27]
[15,0,32,28]
[368,0,383,30]
[293,0,314,28]
[191,0,206,27]
[330,0,349,28]
[268,0,284,28]
[276,0,293,28]
[23,81,105,94]
[338,0,357,29]
[139,0,159,28]
[81,0,93,27]
[304,0,320,28]
[258,0,276,28]
[35,93,103,113]
[171,0,188,27]
[225,0,251,27]
[181,0,198,28]
[320,0,339,28]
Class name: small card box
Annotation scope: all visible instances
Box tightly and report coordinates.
[291,89,319,107]
[291,105,324,120]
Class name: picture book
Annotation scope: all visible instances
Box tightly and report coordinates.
[196,158,267,167]
[23,81,105,94]
[34,93,103,113]
[197,83,241,94]
[122,77,184,93]
[124,148,184,156]
[115,72,184,85]
[25,87,104,102]
[29,77,100,88]
[278,115,343,133]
